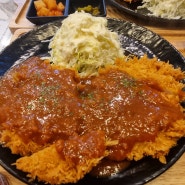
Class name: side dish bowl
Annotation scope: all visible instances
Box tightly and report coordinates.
[26,0,106,25]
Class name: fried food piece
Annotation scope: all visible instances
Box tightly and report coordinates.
[1,55,185,184]
[115,55,185,104]
[16,144,105,184]
[0,130,45,156]
[126,119,185,163]
[15,119,185,184]
[15,131,108,184]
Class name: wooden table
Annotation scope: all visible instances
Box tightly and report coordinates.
[1,0,185,184]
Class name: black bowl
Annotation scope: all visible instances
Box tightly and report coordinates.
[68,0,106,17]
[26,0,106,25]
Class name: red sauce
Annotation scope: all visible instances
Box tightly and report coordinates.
[0,57,184,161]
[55,130,106,164]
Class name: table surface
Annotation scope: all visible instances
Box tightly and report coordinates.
[0,0,185,184]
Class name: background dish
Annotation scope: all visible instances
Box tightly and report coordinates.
[26,0,106,25]
[108,0,185,28]
[0,18,185,185]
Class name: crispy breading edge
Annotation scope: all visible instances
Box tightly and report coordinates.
[12,119,185,184]
[15,143,108,184]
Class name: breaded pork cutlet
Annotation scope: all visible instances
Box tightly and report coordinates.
[15,130,111,184]
[0,55,185,184]
[15,119,185,184]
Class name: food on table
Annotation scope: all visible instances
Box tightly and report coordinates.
[1,55,185,184]
[0,12,185,184]
[138,0,185,19]
[49,12,123,77]
[77,5,100,16]
[34,0,65,16]
[122,0,185,19]
[16,130,110,184]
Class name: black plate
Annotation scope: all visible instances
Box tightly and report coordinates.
[108,0,185,28]
[26,0,106,25]
[0,18,185,185]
